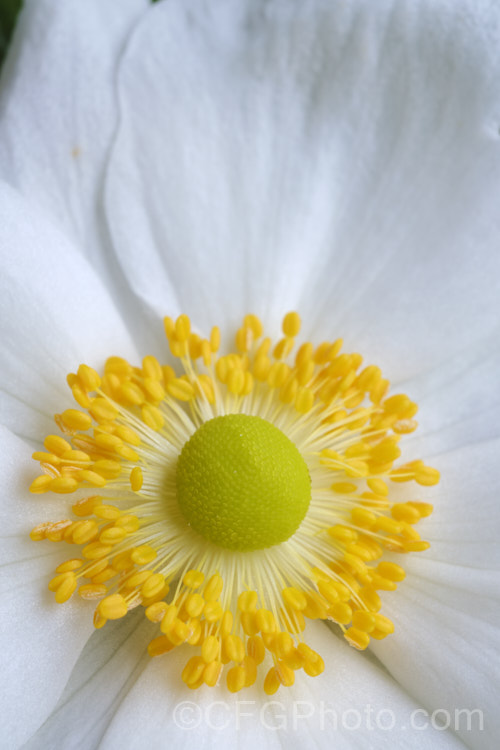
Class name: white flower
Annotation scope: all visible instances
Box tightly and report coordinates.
[0,0,499,748]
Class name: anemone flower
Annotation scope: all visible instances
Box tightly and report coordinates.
[1,1,499,749]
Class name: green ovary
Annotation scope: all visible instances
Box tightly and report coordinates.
[176,414,311,551]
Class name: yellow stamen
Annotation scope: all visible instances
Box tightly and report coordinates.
[28,311,437,694]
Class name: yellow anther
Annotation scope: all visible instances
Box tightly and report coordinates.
[241,371,254,396]
[104,356,133,376]
[203,601,224,622]
[123,570,152,590]
[235,326,253,353]
[209,326,221,352]
[204,574,223,602]
[328,525,358,544]
[351,508,377,527]
[60,449,91,464]
[77,364,101,392]
[240,612,259,636]
[79,470,107,487]
[256,609,276,633]
[175,314,191,342]
[120,382,146,406]
[227,665,246,693]
[222,635,245,662]
[373,613,395,634]
[237,591,258,613]
[280,376,298,404]
[415,465,440,486]
[391,503,421,524]
[367,478,389,496]
[253,353,271,381]
[130,466,143,492]
[273,337,294,360]
[93,505,121,521]
[186,618,202,646]
[163,316,175,340]
[188,333,203,360]
[328,602,353,625]
[44,434,72,455]
[167,379,195,401]
[92,459,121,479]
[97,594,128,620]
[202,636,221,663]
[142,355,163,380]
[141,574,166,600]
[317,580,340,605]
[48,572,72,592]
[297,359,315,386]
[88,398,119,424]
[267,361,289,388]
[295,387,314,414]
[44,520,72,542]
[55,559,83,574]
[143,378,166,402]
[352,610,376,633]
[79,583,108,600]
[282,311,301,338]
[114,425,141,446]
[244,314,263,338]
[303,591,328,620]
[227,368,245,395]
[371,438,401,464]
[169,619,191,646]
[382,394,411,415]
[330,482,357,494]
[60,409,93,432]
[148,635,174,657]
[71,520,98,545]
[185,593,205,618]
[203,660,223,687]
[49,476,79,494]
[92,566,117,585]
[130,545,156,565]
[54,573,78,603]
[374,517,402,535]
[32,451,60,464]
[115,515,140,533]
[264,667,280,696]
[160,604,178,633]
[145,602,169,623]
[404,540,431,552]
[183,570,205,589]
[376,561,406,582]
[82,542,112,560]
[221,610,233,637]
[273,632,294,658]
[141,403,164,431]
[29,475,53,494]
[358,586,382,612]
[182,656,205,687]
[275,660,295,687]
[344,627,370,650]
[282,587,307,611]
[409,501,433,518]
[99,527,127,545]
[29,521,52,540]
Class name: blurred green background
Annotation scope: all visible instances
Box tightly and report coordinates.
[0,0,23,71]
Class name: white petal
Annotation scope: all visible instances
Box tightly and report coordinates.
[370,440,500,750]
[25,619,465,750]
[105,0,500,380]
[0,427,94,748]
[0,0,146,267]
[0,182,138,443]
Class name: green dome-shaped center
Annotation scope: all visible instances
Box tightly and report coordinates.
[176,414,311,551]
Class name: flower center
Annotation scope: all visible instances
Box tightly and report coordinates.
[176,414,311,551]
